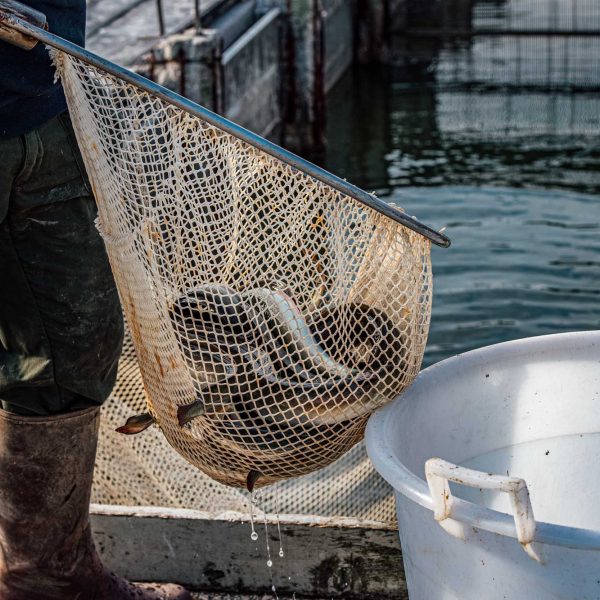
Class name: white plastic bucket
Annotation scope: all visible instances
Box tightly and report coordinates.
[366,331,600,600]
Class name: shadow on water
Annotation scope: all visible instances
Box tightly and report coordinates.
[320,62,600,367]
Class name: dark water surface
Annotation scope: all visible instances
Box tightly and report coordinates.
[323,66,600,367]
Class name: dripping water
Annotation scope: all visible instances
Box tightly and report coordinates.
[247,488,289,600]
[262,493,274,569]
[259,490,279,599]
[275,492,284,558]
[249,490,258,541]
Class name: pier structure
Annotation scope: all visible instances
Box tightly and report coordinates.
[85,0,437,148]
[87,0,600,153]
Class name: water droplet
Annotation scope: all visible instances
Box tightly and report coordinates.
[274,495,284,561]
[249,491,258,542]
[267,559,273,568]
[271,585,276,592]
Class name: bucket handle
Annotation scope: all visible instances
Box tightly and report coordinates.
[425,458,542,562]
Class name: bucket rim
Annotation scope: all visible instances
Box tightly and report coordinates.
[366,330,600,551]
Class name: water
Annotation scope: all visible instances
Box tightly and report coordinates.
[249,491,258,541]
[262,508,273,569]
[274,494,284,558]
[247,490,286,598]
[323,37,600,367]
[397,186,600,366]
[396,0,600,91]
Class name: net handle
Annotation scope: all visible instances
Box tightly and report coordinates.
[0,7,451,248]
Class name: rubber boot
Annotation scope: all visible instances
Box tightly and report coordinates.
[0,406,192,600]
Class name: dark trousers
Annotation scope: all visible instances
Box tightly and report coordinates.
[0,112,123,415]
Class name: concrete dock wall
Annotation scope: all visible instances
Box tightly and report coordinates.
[92,504,407,598]
[134,4,283,139]
[137,30,221,115]
[88,0,422,150]
[86,0,226,66]
[285,0,357,148]
[322,0,355,93]
[221,8,282,137]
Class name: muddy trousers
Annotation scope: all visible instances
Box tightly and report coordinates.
[0,113,191,599]
[0,112,124,415]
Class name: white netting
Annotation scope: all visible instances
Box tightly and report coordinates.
[93,329,397,523]
[54,50,432,490]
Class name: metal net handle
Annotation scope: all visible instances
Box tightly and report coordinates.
[0,2,450,249]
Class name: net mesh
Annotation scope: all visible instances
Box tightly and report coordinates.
[53,50,432,489]
[93,329,397,523]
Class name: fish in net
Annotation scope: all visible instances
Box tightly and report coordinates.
[0,7,449,490]
[53,51,438,489]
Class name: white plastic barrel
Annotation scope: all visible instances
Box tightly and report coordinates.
[366,331,600,600]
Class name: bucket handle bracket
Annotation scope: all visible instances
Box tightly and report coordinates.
[425,458,542,562]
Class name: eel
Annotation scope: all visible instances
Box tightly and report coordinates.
[170,286,409,446]
[116,412,155,435]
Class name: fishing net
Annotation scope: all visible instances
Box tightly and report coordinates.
[93,330,397,523]
[53,50,432,489]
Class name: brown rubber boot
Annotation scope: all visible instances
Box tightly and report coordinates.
[0,406,192,600]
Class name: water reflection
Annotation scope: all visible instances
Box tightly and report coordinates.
[394,0,600,90]
[403,187,600,366]
[326,67,600,193]
[324,66,600,366]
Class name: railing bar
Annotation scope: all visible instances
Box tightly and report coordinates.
[221,7,281,65]
[155,0,165,36]
[392,28,600,37]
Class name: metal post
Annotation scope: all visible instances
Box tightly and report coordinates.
[194,0,202,32]
[155,0,165,36]
[311,0,326,152]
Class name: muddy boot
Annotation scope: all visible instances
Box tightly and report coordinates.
[0,406,192,600]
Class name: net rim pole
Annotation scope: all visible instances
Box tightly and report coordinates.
[0,11,451,248]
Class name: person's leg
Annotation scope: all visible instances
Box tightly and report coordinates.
[0,114,190,599]
[0,111,123,415]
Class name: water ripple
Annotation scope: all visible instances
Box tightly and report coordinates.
[323,68,600,367]
[389,186,600,366]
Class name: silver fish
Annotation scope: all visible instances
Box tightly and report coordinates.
[242,288,356,381]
